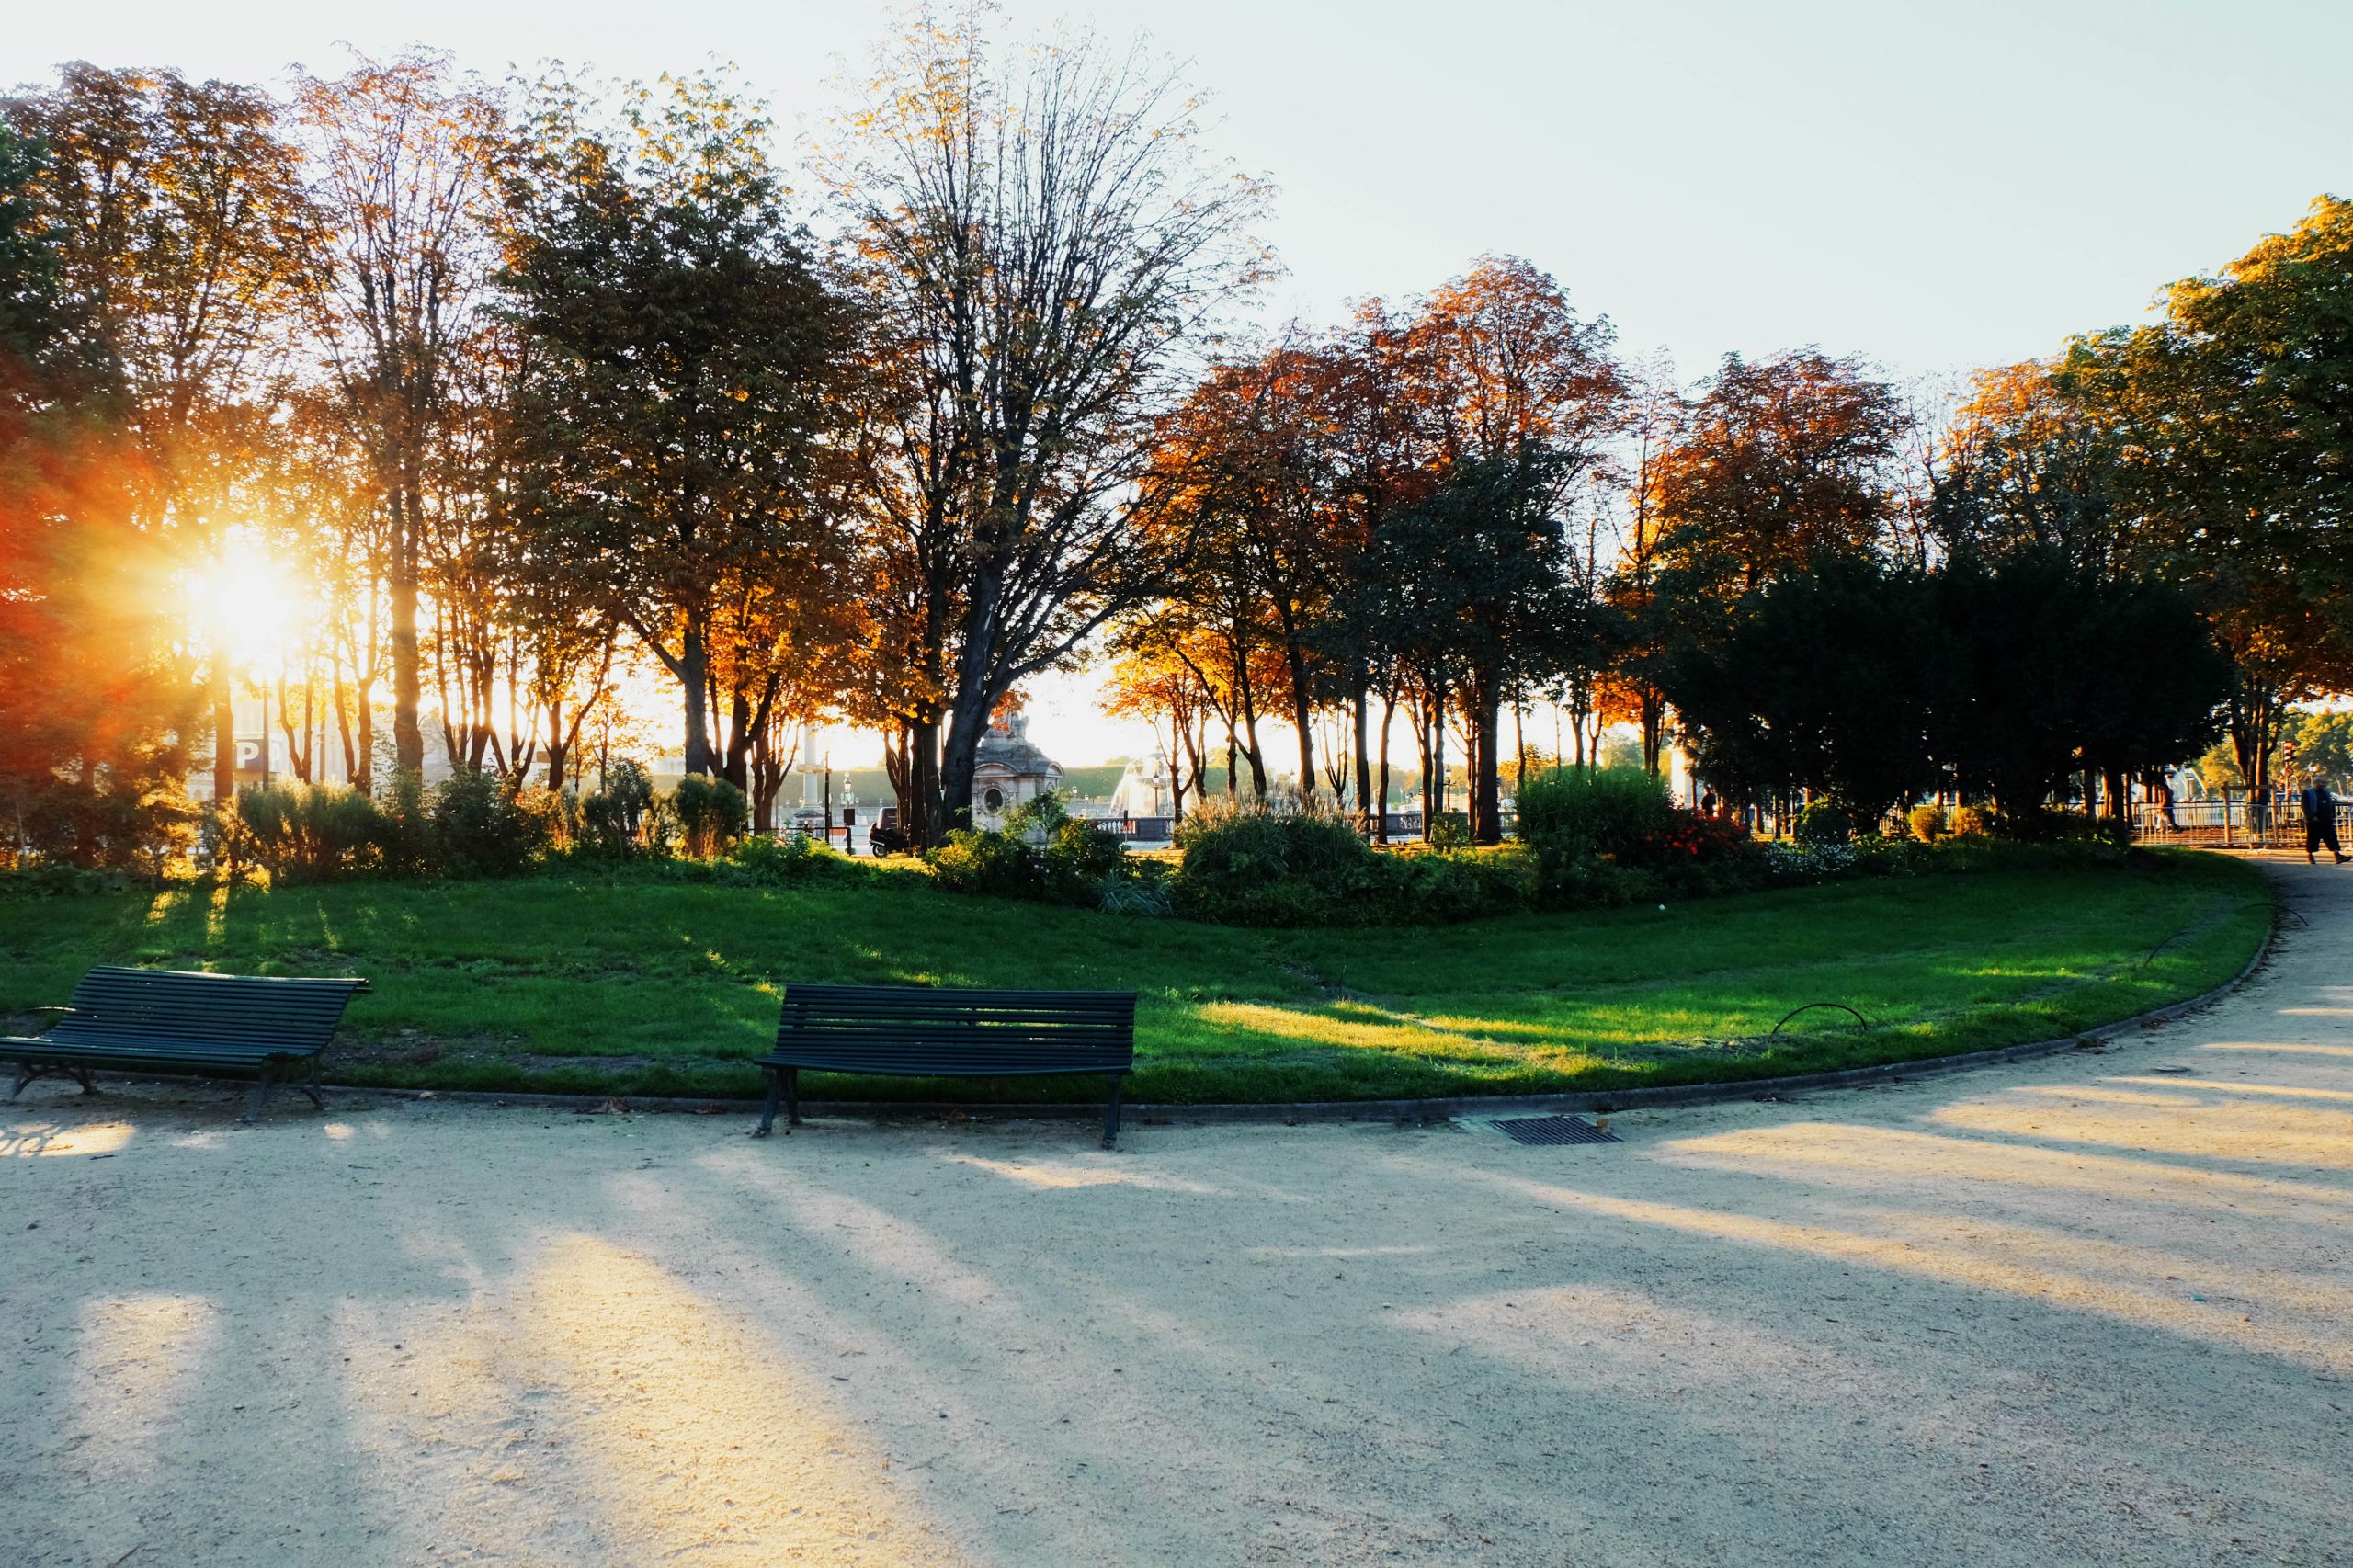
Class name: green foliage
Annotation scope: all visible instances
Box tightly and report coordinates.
[1427,812,1472,851]
[376,773,438,877]
[926,804,1137,910]
[672,775,750,859]
[716,831,873,887]
[926,829,1050,902]
[1907,803,1949,842]
[1512,767,1675,865]
[1949,804,1995,838]
[1793,801,1854,847]
[430,770,551,878]
[579,760,657,858]
[233,784,383,881]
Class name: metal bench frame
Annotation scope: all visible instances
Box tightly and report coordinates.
[756,983,1139,1149]
[6,967,370,1123]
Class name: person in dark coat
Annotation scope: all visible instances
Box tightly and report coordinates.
[2300,774,2347,865]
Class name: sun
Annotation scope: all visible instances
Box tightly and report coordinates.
[184,529,307,674]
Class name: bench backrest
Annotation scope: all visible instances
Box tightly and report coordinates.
[774,983,1136,1074]
[49,967,369,1055]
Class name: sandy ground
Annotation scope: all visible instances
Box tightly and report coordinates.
[3,856,2349,1568]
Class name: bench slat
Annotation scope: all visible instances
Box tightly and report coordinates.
[756,982,1139,1146]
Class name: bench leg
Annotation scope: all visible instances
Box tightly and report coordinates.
[784,1067,801,1129]
[1102,1073,1127,1151]
[755,1066,782,1138]
[244,1062,277,1124]
[299,1054,326,1111]
[9,1062,97,1100]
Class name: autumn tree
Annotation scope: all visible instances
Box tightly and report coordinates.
[6,63,310,802]
[0,121,195,866]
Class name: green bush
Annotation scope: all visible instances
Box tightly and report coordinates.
[1949,803,1995,838]
[1907,803,1949,843]
[673,775,750,859]
[233,783,383,881]
[927,827,1049,901]
[377,772,438,876]
[431,770,549,877]
[1427,812,1472,851]
[1512,767,1675,864]
[715,831,875,887]
[1793,801,1855,847]
[580,760,657,857]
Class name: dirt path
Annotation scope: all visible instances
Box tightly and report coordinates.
[5,854,2348,1567]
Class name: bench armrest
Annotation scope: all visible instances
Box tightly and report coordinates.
[30,1005,74,1015]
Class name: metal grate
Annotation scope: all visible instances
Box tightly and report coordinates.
[1489,1114,1620,1146]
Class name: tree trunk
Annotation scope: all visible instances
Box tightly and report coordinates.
[1472,679,1502,846]
[210,633,235,805]
[1351,687,1372,836]
[1374,686,1395,846]
[677,621,712,776]
[389,499,424,780]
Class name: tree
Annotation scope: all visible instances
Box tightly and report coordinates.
[826,5,1271,844]
[2057,196,2353,801]
[0,122,196,867]
[6,64,310,803]
[498,67,850,784]
[1654,349,1907,594]
[295,49,503,786]
[1665,553,1946,824]
[1408,257,1621,839]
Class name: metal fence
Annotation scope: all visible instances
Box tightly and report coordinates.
[2133,795,2351,849]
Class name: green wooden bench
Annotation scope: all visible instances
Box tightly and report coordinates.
[756,983,1138,1148]
[6,967,370,1123]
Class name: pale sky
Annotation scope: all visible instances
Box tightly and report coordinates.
[10,0,2347,771]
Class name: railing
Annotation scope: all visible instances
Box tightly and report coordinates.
[2134,796,2351,848]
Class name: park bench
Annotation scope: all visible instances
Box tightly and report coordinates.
[756,983,1138,1148]
[5,966,370,1123]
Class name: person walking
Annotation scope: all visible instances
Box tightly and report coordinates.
[2300,773,2347,865]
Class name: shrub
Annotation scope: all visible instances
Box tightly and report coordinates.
[673,775,750,859]
[1427,812,1472,851]
[1907,803,1949,843]
[1045,818,1126,883]
[233,783,383,881]
[377,772,438,876]
[718,831,867,886]
[580,759,657,857]
[926,827,1049,901]
[1512,767,1675,864]
[1173,803,1380,925]
[431,769,549,877]
[1792,801,1855,847]
[1949,803,1995,838]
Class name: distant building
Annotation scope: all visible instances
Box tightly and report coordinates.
[971,710,1063,829]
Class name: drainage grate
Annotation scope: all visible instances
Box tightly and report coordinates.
[1489,1114,1620,1146]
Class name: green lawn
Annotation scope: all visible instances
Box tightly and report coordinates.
[0,852,2270,1105]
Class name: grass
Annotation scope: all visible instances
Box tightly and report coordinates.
[0,851,2271,1106]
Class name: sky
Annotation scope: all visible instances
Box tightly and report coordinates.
[9,0,2349,770]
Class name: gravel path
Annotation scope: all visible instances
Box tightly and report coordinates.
[4,855,2348,1567]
